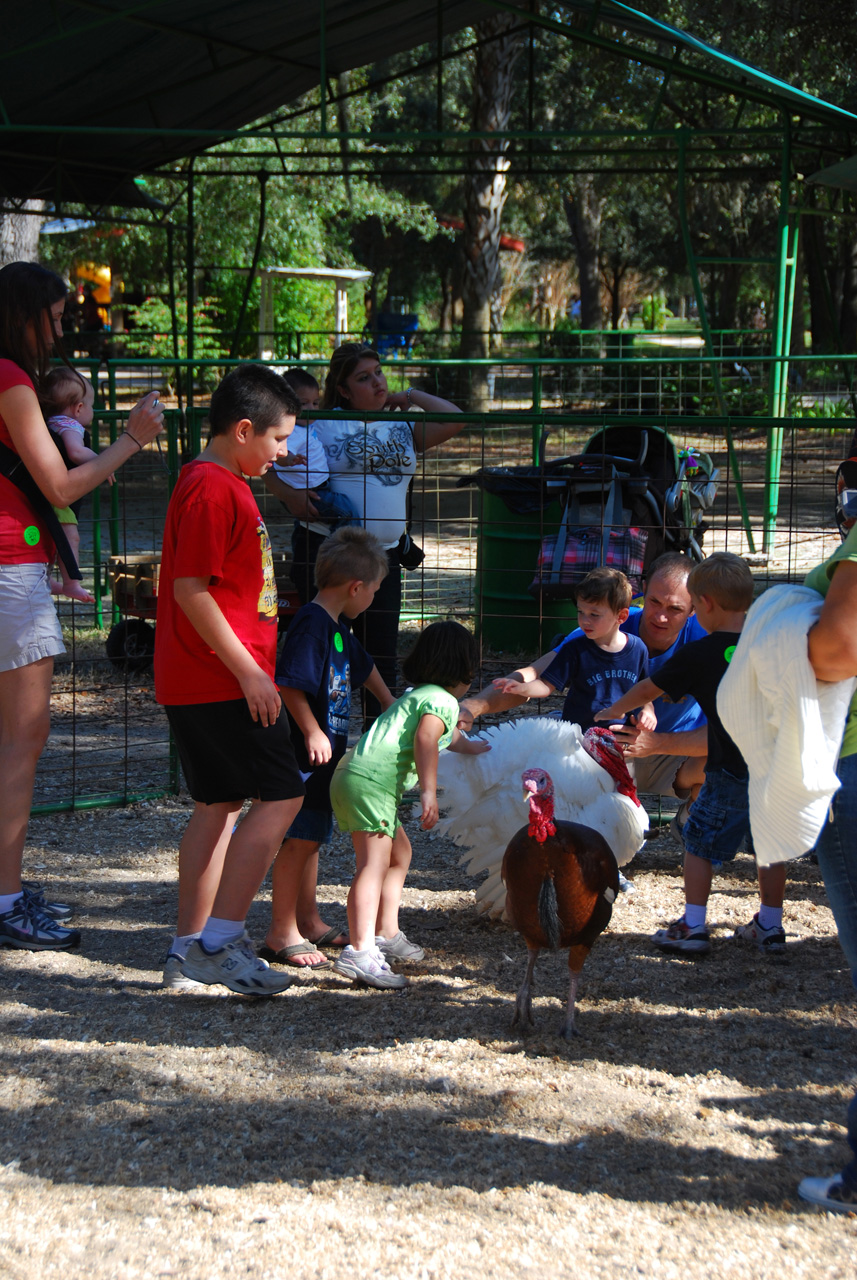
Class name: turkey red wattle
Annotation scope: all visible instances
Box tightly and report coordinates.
[523,769,557,843]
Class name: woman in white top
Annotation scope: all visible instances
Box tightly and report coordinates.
[283,343,463,725]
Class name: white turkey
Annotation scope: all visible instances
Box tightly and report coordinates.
[437,716,648,918]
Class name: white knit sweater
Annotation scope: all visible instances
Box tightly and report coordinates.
[717,584,855,866]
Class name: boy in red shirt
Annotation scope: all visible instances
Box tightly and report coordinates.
[155,364,305,994]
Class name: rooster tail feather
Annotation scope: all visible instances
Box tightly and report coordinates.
[537,874,562,950]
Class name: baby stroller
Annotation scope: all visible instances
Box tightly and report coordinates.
[582,423,718,564]
[528,423,719,600]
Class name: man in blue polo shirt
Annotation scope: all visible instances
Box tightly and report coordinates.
[459,553,708,823]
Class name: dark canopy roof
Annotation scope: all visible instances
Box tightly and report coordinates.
[1,1,487,207]
[3,0,855,210]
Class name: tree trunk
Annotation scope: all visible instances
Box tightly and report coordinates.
[564,179,605,331]
[840,229,857,353]
[0,202,44,267]
[803,213,839,353]
[715,264,742,331]
[457,14,525,411]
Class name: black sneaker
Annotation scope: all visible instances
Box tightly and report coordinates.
[21,880,74,921]
[0,894,81,950]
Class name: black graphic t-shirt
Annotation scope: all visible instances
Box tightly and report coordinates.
[275,602,373,808]
[655,631,746,778]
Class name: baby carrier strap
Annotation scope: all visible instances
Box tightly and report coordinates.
[0,439,82,580]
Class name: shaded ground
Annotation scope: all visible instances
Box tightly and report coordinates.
[1,802,855,1278]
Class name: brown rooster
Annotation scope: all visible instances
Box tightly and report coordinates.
[501,766,619,1038]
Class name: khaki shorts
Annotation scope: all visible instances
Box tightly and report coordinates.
[0,563,65,672]
[330,750,401,836]
[630,753,689,799]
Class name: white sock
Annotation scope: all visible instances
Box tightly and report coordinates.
[200,917,245,951]
[0,891,23,913]
[684,903,707,929]
[170,932,202,958]
[758,904,783,930]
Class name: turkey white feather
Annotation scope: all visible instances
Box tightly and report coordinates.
[437,716,648,917]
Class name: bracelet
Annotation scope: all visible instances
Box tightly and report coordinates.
[123,430,143,452]
[406,386,416,406]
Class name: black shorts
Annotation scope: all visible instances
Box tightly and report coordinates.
[165,699,305,806]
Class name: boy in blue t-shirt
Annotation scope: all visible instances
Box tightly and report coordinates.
[494,567,656,731]
[260,527,394,970]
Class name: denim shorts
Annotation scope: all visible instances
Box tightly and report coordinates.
[0,563,66,672]
[683,768,754,865]
[285,801,334,844]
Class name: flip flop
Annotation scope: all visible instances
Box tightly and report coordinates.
[258,941,331,970]
[308,924,349,948]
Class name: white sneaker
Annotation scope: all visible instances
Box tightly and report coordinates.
[182,937,294,995]
[161,952,214,992]
[334,945,408,989]
[375,930,425,962]
[798,1174,857,1213]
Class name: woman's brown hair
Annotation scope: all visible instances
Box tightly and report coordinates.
[321,342,381,411]
[0,261,69,387]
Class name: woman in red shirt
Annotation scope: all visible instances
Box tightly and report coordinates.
[0,261,163,951]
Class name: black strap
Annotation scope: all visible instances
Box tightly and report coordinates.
[0,440,82,580]
[549,471,625,588]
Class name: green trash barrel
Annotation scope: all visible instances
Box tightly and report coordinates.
[475,487,579,655]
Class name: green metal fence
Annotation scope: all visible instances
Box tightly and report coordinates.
[35,349,857,814]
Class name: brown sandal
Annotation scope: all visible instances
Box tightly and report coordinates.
[258,940,331,970]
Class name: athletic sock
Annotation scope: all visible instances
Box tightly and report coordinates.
[684,903,707,929]
[200,917,245,951]
[757,904,783,931]
[0,891,23,914]
[170,932,202,958]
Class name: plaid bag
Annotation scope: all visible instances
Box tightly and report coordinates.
[529,524,648,600]
[528,472,648,601]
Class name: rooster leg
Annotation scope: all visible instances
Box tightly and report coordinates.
[511,947,539,1034]
[560,944,590,1040]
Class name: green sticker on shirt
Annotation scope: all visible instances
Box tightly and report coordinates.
[23,526,40,546]
[334,632,344,653]
[724,645,736,663]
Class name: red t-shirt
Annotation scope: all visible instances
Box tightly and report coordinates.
[0,358,53,565]
[154,459,279,705]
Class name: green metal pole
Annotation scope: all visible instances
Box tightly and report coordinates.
[319,0,327,135]
[532,362,542,462]
[88,360,104,628]
[764,119,794,555]
[107,364,121,624]
[186,159,195,423]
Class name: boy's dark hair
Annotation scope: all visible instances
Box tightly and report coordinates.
[687,552,754,611]
[401,620,478,689]
[208,364,301,437]
[575,566,632,614]
[41,366,87,417]
[0,261,69,387]
[314,527,389,590]
[282,366,320,395]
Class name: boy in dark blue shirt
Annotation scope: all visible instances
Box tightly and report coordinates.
[261,527,394,969]
[494,567,655,732]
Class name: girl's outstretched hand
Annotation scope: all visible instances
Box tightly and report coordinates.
[420,791,439,830]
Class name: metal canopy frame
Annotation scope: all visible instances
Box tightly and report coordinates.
[4,1,857,555]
